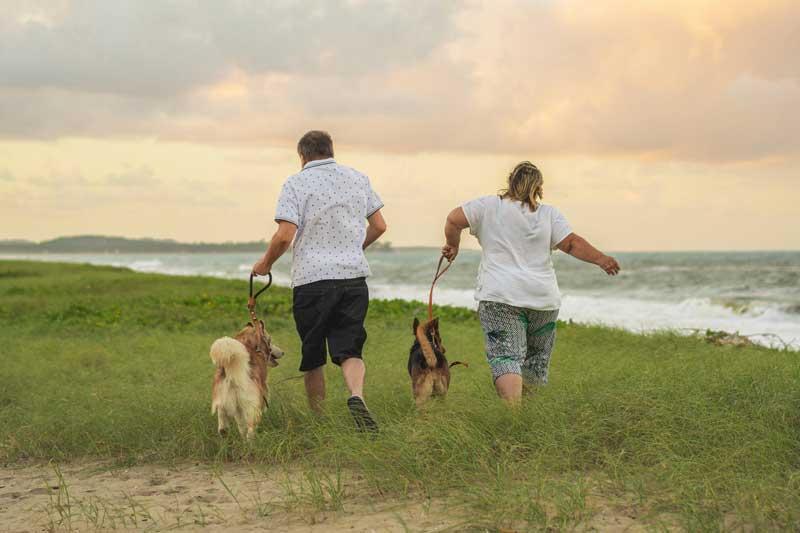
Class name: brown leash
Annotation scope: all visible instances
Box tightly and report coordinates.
[428,255,453,321]
[248,272,272,348]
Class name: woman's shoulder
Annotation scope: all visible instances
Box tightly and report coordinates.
[463,194,500,209]
[535,203,562,215]
[468,194,500,203]
[497,197,560,213]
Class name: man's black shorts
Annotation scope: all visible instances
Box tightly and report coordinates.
[293,277,369,372]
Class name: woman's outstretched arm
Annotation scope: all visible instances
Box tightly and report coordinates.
[557,233,621,275]
[442,207,469,261]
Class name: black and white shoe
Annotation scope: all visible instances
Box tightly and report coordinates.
[347,396,378,433]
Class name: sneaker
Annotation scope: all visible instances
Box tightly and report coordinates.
[347,396,378,433]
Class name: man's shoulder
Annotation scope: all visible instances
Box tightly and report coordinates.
[282,170,304,186]
[331,163,368,180]
[281,168,320,193]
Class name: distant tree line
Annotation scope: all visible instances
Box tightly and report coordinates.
[0,236,267,253]
[0,235,393,254]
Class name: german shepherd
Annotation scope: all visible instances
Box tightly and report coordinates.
[210,320,284,439]
[408,317,466,406]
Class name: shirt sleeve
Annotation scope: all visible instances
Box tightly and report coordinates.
[274,181,300,226]
[365,177,384,217]
[462,196,490,236]
[550,206,573,249]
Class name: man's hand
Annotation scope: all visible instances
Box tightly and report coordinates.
[252,257,270,276]
[363,210,387,250]
[252,221,297,278]
[596,255,620,276]
[442,244,459,261]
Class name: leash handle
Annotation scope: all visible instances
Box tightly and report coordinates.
[249,272,273,300]
[247,272,274,361]
[248,272,273,320]
[428,255,452,321]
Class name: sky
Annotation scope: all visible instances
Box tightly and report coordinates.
[0,0,798,251]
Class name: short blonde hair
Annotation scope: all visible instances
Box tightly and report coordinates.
[501,161,544,211]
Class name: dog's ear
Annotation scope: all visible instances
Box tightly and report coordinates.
[412,317,420,334]
[429,317,440,331]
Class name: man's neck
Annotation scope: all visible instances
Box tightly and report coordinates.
[302,157,335,169]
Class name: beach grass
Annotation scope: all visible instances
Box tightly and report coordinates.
[1,260,798,530]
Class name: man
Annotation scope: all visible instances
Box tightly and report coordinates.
[252,130,387,432]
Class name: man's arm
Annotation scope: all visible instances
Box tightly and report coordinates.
[363,209,387,250]
[442,207,469,261]
[556,233,620,275]
[252,221,298,275]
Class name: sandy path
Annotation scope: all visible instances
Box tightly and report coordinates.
[0,461,672,532]
[0,461,463,532]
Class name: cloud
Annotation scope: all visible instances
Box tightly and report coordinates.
[104,165,158,188]
[434,0,800,161]
[7,163,211,215]
[0,0,457,96]
[0,0,798,162]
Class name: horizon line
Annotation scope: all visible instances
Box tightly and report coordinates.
[0,234,798,254]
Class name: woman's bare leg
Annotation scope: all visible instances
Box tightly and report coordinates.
[495,373,523,405]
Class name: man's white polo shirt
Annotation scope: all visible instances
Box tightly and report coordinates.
[274,158,384,287]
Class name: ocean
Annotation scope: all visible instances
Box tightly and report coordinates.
[4,250,799,349]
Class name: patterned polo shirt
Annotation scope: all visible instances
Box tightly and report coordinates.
[274,158,384,287]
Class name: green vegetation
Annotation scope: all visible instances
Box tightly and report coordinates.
[1,261,798,530]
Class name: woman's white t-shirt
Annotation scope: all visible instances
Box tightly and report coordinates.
[462,196,572,311]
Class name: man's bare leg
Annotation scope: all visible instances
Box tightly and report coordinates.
[341,357,365,399]
[304,367,326,414]
[341,357,377,432]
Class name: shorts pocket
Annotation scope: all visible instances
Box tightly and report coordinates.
[292,289,327,313]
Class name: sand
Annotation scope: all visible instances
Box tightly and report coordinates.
[0,461,672,532]
[1,461,464,532]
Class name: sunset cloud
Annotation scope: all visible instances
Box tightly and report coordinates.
[1,0,798,163]
[0,1,797,249]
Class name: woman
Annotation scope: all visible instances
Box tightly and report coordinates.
[442,161,620,404]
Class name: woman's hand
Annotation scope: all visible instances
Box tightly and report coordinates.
[596,255,620,276]
[442,244,459,261]
[443,208,468,262]
[557,234,620,276]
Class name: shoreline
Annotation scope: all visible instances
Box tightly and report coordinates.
[2,257,797,351]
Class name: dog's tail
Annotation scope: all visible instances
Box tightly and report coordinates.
[210,337,250,377]
[449,361,469,369]
[415,324,438,368]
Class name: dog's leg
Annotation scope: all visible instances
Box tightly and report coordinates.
[414,374,434,408]
[433,374,449,397]
[217,410,229,437]
[245,407,261,441]
[234,407,247,437]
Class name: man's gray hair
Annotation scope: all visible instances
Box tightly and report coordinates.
[297,130,334,161]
